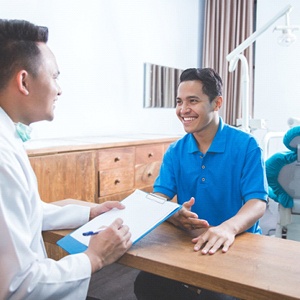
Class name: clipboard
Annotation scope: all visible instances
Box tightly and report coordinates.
[57,189,181,254]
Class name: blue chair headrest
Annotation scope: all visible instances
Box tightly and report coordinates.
[266,126,300,208]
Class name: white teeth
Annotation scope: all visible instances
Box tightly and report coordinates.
[183,117,196,121]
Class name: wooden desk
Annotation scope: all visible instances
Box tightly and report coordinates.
[119,222,300,300]
[43,205,300,300]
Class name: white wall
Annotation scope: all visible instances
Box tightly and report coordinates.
[254,0,300,155]
[0,0,202,139]
[3,0,298,149]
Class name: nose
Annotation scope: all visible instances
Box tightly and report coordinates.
[57,83,62,96]
[180,102,190,114]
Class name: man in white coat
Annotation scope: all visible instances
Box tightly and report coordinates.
[0,19,132,299]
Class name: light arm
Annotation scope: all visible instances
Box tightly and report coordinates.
[226,4,293,132]
[226,4,292,64]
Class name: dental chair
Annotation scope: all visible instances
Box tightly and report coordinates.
[266,126,300,241]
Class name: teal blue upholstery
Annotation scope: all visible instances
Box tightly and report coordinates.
[266,126,300,208]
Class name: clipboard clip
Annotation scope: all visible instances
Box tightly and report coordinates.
[146,193,167,204]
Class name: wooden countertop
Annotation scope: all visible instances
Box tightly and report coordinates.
[25,134,181,156]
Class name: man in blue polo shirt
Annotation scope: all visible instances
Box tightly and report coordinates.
[134,68,268,300]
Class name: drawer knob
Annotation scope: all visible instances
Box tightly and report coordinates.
[114,157,120,162]
[148,153,153,158]
[114,179,120,185]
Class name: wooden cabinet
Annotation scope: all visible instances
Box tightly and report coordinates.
[27,135,178,204]
[29,151,96,203]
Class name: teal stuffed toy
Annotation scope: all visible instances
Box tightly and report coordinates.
[266,126,300,208]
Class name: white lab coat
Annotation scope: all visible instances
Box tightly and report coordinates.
[0,107,93,299]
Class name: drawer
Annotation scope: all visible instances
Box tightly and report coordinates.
[98,147,135,170]
[99,168,134,196]
[135,161,161,188]
[135,144,164,165]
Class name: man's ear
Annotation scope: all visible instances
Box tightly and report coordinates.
[16,70,29,96]
[214,96,223,111]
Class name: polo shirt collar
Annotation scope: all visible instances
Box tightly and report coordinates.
[209,117,226,153]
[187,117,227,154]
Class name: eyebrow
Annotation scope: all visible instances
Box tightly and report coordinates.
[176,95,200,100]
[187,95,199,99]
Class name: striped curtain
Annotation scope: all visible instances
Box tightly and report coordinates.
[202,0,255,126]
[144,63,182,108]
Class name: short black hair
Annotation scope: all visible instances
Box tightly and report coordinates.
[0,19,49,91]
[179,68,223,102]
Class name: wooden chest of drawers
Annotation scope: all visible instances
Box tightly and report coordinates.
[26,135,179,203]
[98,147,135,197]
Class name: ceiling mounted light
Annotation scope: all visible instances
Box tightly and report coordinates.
[277,30,297,46]
[274,11,299,46]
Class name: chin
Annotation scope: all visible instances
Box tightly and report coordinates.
[47,111,55,121]
[42,114,54,122]
[182,124,194,133]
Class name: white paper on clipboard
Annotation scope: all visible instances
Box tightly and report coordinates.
[57,189,181,254]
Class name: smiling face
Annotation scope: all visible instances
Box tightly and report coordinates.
[176,80,221,136]
[23,43,62,124]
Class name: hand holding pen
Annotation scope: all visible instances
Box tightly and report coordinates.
[84,218,132,273]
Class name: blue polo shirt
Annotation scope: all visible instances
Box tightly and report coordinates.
[154,118,268,233]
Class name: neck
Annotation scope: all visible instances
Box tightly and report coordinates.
[193,116,219,154]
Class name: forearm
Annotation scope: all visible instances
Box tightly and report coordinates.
[222,199,267,235]
[42,202,90,230]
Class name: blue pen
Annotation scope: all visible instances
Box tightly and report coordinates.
[82,228,106,236]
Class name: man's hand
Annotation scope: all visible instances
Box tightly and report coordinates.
[192,199,267,255]
[89,201,125,220]
[192,223,235,255]
[84,218,132,273]
[169,197,209,230]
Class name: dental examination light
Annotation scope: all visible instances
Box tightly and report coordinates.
[274,10,299,46]
[226,4,298,132]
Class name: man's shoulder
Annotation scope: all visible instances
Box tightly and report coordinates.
[220,125,262,159]
[223,123,258,143]
[0,132,25,165]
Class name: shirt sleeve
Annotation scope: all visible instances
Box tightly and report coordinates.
[0,194,92,300]
[153,146,177,199]
[0,149,92,299]
[42,202,90,231]
[241,139,269,203]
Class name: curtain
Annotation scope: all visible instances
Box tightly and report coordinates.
[202,0,255,126]
[144,63,182,108]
